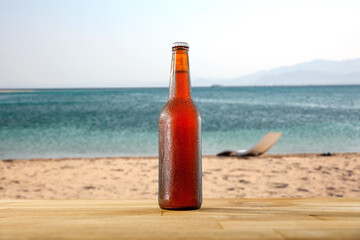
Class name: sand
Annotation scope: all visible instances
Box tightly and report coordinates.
[0,153,359,199]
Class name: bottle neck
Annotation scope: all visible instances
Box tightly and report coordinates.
[168,47,191,100]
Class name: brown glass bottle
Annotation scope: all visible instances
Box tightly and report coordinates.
[158,42,202,210]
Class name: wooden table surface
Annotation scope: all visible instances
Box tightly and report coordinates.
[1,198,359,240]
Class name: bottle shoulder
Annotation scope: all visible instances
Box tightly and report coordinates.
[160,98,199,111]
[159,98,201,119]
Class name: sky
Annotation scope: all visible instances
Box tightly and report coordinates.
[0,0,359,88]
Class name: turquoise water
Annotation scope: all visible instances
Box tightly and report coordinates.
[0,86,359,159]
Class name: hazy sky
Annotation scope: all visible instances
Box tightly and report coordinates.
[1,0,359,88]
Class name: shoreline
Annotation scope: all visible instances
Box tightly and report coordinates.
[1,153,359,199]
[1,152,357,161]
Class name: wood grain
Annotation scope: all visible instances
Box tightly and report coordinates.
[0,198,359,239]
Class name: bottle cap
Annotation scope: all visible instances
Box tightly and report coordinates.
[172,42,189,48]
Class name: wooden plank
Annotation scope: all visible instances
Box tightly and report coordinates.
[0,198,359,240]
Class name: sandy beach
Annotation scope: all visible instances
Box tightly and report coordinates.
[1,153,359,199]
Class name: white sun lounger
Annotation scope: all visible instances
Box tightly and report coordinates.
[216,132,282,157]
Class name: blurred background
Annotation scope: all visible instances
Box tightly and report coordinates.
[0,0,359,159]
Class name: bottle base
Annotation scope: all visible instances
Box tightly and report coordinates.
[159,205,201,210]
[158,198,202,210]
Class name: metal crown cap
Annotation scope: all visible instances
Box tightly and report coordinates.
[172,42,189,48]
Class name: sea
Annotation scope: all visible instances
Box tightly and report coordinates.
[0,86,359,159]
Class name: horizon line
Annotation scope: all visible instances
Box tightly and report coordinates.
[1,84,360,91]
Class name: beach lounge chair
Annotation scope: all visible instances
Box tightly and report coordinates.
[216,132,282,157]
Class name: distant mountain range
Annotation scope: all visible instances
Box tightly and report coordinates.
[218,58,360,86]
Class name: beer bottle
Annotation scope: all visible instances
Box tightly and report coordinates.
[158,42,202,210]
